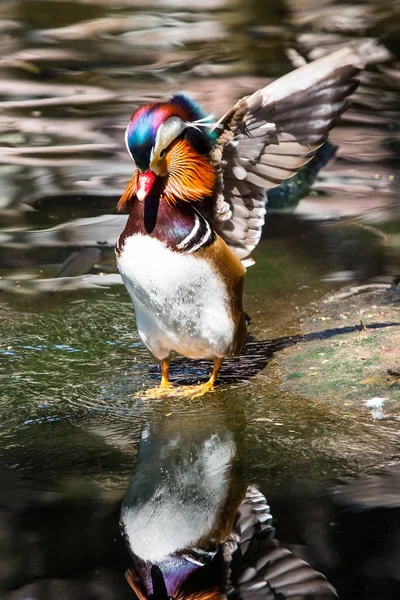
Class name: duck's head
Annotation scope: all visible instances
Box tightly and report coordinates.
[123,549,223,600]
[118,94,216,211]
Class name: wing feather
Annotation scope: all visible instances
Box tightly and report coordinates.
[224,486,337,599]
[210,46,364,265]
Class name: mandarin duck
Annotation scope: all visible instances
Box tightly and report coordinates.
[120,421,337,599]
[116,47,364,396]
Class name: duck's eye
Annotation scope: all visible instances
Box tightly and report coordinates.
[160,149,166,158]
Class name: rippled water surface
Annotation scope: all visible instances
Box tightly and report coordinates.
[0,0,400,598]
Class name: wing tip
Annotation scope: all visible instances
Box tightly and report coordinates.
[253,44,365,108]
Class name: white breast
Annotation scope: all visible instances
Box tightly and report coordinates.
[117,235,234,360]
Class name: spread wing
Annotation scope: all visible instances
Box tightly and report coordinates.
[210,46,364,266]
[223,486,337,599]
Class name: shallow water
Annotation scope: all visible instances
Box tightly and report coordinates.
[0,0,400,598]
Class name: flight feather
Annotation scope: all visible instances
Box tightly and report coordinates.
[209,46,365,264]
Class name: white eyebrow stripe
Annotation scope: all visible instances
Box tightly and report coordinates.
[153,116,188,161]
[153,122,163,157]
[193,113,214,124]
[125,127,136,163]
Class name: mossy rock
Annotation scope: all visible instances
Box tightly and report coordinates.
[278,285,400,418]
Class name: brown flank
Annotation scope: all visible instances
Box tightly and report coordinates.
[196,234,247,357]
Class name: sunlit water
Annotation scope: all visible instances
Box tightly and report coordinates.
[0,0,400,598]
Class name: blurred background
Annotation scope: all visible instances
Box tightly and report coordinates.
[0,0,400,598]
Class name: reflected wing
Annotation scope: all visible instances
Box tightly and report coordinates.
[211,46,364,265]
[223,486,337,599]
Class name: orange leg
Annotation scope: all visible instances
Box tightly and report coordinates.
[160,357,172,389]
[204,357,223,390]
[183,357,223,399]
[137,357,173,399]
[139,357,223,400]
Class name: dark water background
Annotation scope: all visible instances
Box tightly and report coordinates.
[0,0,400,598]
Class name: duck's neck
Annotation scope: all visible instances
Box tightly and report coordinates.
[117,185,214,254]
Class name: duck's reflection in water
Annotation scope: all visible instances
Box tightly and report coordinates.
[120,415,336,600]
[3,445,400,598]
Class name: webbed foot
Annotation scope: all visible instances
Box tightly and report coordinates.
[137,383,175,400]
[172,381,215,399]
[135,357,223,400]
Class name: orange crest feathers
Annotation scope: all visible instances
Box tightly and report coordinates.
[118,170,139,212]
[176,588,224,600]
[125,568,224,600]
[163,139,216,205]
[117,139,216,212]
[125,569,147,600]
